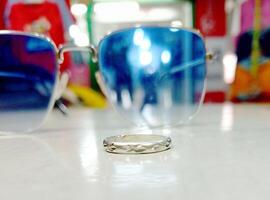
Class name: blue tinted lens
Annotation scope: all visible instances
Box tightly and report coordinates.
[99,27,206,127]
[0,33,57,132]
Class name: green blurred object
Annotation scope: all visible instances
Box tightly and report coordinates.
[87,2,101,92]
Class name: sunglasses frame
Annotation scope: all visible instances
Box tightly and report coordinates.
[0,26,213,132]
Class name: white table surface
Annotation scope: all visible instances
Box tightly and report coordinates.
[0,104,270,200]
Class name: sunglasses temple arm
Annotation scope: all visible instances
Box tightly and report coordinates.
[0,71,40,81]
[159,52,214,80]
[159,58,205,81]
[95,71,108,96]
[55,99,69,116]
[53,70,69,115]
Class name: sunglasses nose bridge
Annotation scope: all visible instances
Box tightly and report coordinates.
[58,45,98,64]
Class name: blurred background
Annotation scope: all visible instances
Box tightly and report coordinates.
[1,0,269,108]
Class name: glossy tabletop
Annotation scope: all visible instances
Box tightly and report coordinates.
[0,104,270,200]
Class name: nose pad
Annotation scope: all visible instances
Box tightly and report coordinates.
[95,71,107,97]
[55,72,69,100]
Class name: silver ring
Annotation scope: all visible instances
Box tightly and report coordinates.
[103,134,172,154]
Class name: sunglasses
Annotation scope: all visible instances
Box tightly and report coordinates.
[0,26,210,133]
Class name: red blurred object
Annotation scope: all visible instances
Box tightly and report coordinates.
[0,0,8,29]
[204,91,226,103]
[195,0,226,36]
[9,2,65,46]
[7,1,70,72]
[65,0,71,9]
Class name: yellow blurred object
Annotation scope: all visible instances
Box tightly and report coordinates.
[68,84,107,108]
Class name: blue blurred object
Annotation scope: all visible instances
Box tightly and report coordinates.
[99,27,206,127]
